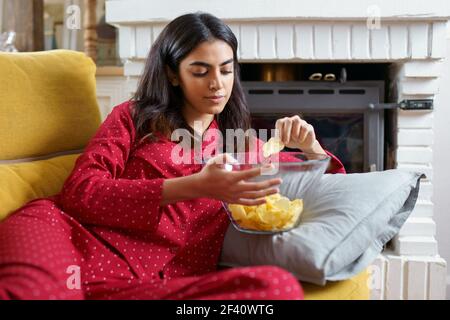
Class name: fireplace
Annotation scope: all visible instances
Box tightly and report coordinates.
[242,78,386,173]
[106,0,448,300]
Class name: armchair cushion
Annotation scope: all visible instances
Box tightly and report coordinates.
[220,170,424,285]
[0,50,101,160]
[0,154,80,221]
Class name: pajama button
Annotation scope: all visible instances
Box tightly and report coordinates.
[158,270,164,279]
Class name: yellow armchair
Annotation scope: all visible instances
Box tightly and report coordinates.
[0,50,369,300]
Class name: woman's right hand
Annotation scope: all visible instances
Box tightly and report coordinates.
[194,154,282,206]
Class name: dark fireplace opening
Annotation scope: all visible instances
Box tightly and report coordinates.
[239,63,395,173]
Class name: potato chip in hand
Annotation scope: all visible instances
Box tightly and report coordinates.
[262,137,285,158]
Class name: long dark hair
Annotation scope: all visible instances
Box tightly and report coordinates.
[131,12,251,144]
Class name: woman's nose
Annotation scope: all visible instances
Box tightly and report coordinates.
[209,71,224,90]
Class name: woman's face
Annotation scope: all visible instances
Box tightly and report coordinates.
[171,39,235,119]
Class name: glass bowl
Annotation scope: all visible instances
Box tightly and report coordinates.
[222,151,330,235]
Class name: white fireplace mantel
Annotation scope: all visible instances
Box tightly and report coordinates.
[106,0,448,300]
[106,0,450,23]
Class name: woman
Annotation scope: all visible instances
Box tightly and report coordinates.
[0,12,344,300]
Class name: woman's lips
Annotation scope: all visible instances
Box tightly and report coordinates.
[205,96,225,104]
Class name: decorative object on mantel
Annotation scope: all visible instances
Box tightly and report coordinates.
[339,68,347,84]
[0,31,18,52]
[308,73,322,81]
[323,73,336,81]
[261,64,295,82]
[308,73,336,81]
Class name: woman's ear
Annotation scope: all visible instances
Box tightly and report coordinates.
[166,66,179,86]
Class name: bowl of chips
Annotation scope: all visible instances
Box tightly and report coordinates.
[222,138,331,234]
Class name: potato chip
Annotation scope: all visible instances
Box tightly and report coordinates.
[262,137,285,158]
[229,204,247,221]
[272,197,290,211]
[227,194,304,232]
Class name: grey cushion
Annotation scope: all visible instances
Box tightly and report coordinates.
[219,170,424,285]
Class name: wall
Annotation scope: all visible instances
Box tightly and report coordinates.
[433,24,450,299]
[0,0,3,32]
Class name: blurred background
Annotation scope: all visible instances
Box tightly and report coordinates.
[0,0,121,67]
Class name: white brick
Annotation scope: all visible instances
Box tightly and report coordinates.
[276,24,294,59]
[332,24,351,60]
[258,24,277,59]
[401,61,442,78]
[151,24,165,43]
[381,254,448,300]
[398,217,436,237]
[294,24,314,59]
[399,78,439,95]
[397,110,433,129]
[396,164,432,181]
[418,182,433,202]
[431,21,447,58]
[369,255,387,300]
[228,23,240,44]
[118,26,135,59]
[397,129,433,146]
[406,260,428,299]
[393,235,438,256]
[428,260,448,299]
[389,25,408,59]
[135,25,152,59]
[314,24,332,60]
[409,23,429,59]
[240,24,258,60]
[351,24,370,59]
[409,200,434,218]
[370,26,389,60]
[123,60,145,77]
[126,76,139,95]
[385,256,404,299]
[396,147,432,164]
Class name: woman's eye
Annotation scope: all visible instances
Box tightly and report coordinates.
[192,70,233,77]
[193,72,208,77]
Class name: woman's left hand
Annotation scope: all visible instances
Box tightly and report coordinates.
[275,115,318,152]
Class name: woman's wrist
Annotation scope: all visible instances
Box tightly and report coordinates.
[300,140,326,156]
[188,172,205,199]
[160,173,204,206]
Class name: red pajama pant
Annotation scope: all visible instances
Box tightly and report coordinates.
[0,198,303,300]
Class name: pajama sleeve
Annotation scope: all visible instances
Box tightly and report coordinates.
[59,102,165,231]
[323,149,346,174]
